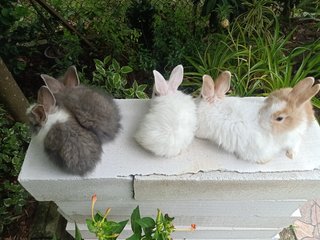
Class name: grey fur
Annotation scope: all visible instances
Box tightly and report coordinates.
[44,116,102,176]
[27,86,102,176]
[41,66,121,143]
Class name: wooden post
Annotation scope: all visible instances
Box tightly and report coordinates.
[0,57,29,123]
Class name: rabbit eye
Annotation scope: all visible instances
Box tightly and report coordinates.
[276,116,284,122]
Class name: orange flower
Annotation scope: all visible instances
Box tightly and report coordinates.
[91,193,97,221]
[102,208,111,222]
[191,224,196,231]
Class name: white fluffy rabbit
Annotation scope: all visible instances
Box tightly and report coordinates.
[196,72,320,163]
[134,65,197,157]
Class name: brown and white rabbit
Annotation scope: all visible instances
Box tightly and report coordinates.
[27,86,102,175]
[41,66,121,144]
[196,73,319,163]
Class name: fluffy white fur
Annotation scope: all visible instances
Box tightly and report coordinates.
[135,92,197,157]
[196,97,307,163]
[35,108,70,143]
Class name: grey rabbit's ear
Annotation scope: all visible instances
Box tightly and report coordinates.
[37,86,56,113]
[41,74,64,93]
[31,104,47,124]
[62,66,80,88]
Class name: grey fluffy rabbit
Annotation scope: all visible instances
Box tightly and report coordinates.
[26,86,102,175]
[41,66,121,143]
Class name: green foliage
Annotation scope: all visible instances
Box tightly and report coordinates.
[201,0,246,28]
[92,56,148,99]
[0,0,36,74]
[128,206,175,240]
[151,1,207,70]
[86,205,175,240]
[0,105,31,234]
[184,18,320,104]
[48,0,140,58]
[234,0,278,37]
[86,211,128,240]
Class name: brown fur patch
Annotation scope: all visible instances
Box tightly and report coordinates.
[264,88,315,134]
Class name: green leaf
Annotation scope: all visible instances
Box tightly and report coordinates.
[121,66,133,74]
[130,206,142,235]
[112,59,120,71]
[96,65,106,76]
[123,89,134,98]
[113,73,122,89]
[94,212,104,222]
[94,59,104,69]
[136,91,148,99]
[137,84,147,92]
[132,80,138,90]
[86,219,97,233]
[104,55,112,65]
[126,233,141,240]
[75,223,83,240]
[136,217,155,229]
[114,220,129,234]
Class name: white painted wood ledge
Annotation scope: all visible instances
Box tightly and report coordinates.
[19,98,320,240]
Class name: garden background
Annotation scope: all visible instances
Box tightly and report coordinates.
[0,0,319,239]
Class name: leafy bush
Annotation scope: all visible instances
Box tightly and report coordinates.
[184,18,320,105]
[81,194,195,240]
[0,106,31,234]
[0,0,36,74]
[91,56,148,99]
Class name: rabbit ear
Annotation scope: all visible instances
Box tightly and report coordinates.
[168,64,183,91]
[38,86,56,113]
[289,77,320,107]
[153,70,169,96]
[201,75,215,101]
[214,71,231,98]
[62,66,80,88]
[31,105,47,123]
[41,74,64,93]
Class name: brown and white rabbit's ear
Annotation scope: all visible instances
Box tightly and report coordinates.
[214,71,231,98]
[289,77,320,107]
[41,74,64,93]
[31,105,47,124]
[37,86,56,113]
[62,65,80,88]
[201,75,215,102]
[153,70,169,96]
[168,64,183,92]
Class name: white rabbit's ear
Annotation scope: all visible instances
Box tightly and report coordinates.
[201,75,215,101]
[31,105,47,123]
[63,66,80,88]
[289,77,319,107]
[153,70,169,96]
[38,86,56,113]
[41,74,64,93]
[214,71,231,98]
[168,64,184,91]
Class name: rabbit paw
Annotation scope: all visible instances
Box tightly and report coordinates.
[286,149,294,159]
[255,159,271,164]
